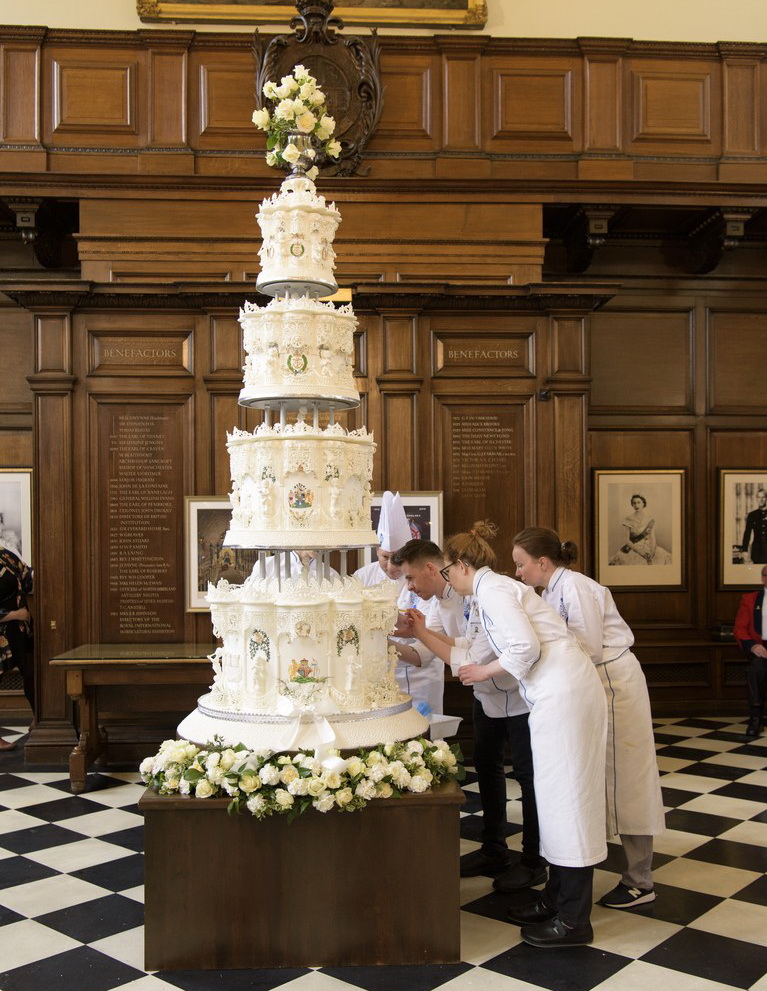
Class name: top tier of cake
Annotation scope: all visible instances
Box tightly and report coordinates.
[256,175,341,299]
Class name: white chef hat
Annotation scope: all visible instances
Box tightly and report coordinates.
[377,490,412,552]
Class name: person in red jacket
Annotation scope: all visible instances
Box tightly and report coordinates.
[734,565,767,740]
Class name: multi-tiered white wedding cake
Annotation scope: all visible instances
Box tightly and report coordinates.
[178,151,428,752]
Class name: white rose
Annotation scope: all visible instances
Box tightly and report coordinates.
[323,770,342,790]
[366,751,384,766]
[274,93,295,114]
[406,740,424,756]
[280,74,299,93]
[163,775,180,791]
[319,114,335,133]
[183,743,199,760]
[312,792,335,813]
[307,777,326,797]
[306,166,319,181]
[280,764,299,785]
[299,81,315,101]
[315,126,330,142]
[300,755,321,775]
[376,781,394,798]
[388,761,411,788]
[277,755,291,765]
[346,756,366,778]
[295,110,316,134]
[206,752,220,768]
[293,63,307,77]
[178,778,191,795]
[239,771,260,794]
[288,777,309,796]
[310,89,325,106]
[262,81,278,99]
[195,779,215,799]
[274,788,295,808]
[384,743,396,757]
[222,780,240,797]
[251,108,270,130]
[281,142,301,164]
[220,749,238,771]
[265,151,278,167]
[334,787,353,807]
[326,139,342,158]
[206,766,225,786]
[259,763,281,785]
[139,757,154,775]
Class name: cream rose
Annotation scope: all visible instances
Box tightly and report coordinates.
[334,787,353,807]
[280,764,299,785]
[251,108,270,130]
[195,779,215,799]
[239,771,260,794]
[295,110,317,134]
[274,788,295,808]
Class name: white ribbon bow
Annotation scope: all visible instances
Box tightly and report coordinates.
[276,693,340,758]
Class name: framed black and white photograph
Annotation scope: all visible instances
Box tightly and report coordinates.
[720,471,767,587]
[0,469,32,565]
[369,491,443,562]
[595,470,684,588]
[185,496,260,611]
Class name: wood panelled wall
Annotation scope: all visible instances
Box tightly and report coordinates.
[1,28,767,183]
[2,27,767,758]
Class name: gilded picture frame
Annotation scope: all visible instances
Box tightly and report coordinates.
[720,470,767,587]
[595,470,684,589]
[137,0,487,29]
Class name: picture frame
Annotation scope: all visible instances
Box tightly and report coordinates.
[594,470,684,588]
[369,491,443,562]
[720,471,767,587]
[137,0,487,30]
[185,496,260,612]
[0,469,32,565]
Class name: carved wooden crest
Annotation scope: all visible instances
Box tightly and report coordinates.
[253,0,383,177]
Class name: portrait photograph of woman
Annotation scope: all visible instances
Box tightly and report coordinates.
[596,470,683,588]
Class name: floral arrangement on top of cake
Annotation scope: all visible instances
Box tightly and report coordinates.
[252,64,342,180]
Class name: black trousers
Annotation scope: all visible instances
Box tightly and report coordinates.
[472,698,542,866]
[747,654,767,711]
[3,622,34,710]
[543,864,594,928]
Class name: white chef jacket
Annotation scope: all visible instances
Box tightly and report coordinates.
[449,598,527,719]
[353,560,388,586]
[471,566,608,867]
[542,566,664,837]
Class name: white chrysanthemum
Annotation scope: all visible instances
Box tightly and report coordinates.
[355,779,376,801]
[388,761,411,788]
[259,763,281,785]
[323,770,342,790]
[279,764,299,785]
[287,777,309,796]
[408,775,429,793]
[247,793,268,814]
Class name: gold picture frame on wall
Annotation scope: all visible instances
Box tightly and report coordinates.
[137,0,487,29]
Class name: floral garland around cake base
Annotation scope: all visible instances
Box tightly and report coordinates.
[140,736,464,822]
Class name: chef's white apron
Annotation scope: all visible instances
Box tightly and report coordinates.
[599,649,665,837]
[521,638,608,868]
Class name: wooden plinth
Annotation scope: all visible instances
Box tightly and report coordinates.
[140,780,464,970]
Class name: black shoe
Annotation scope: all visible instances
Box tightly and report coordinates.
[460,849,511,877]
[506,897,557,926]
[743,715,763,741]
[493,861,548,893]
[521,916,593,947]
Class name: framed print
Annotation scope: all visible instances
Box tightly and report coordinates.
[186,497,260,611]
[0,469,32,565]
[369,491,443,562]
[720,471,767,587]
[137,0,487,29]
[595,470,683,588]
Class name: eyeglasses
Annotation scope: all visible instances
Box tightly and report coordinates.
[440,562,457,582]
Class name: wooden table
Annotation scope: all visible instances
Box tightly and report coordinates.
[140,779,464,970]
[50,643,213,793]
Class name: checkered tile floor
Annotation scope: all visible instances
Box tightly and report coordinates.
[0,716,765,991]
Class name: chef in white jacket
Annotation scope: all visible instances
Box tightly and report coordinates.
[398,540,543,885]
[354,493,443,714]
[444,520,607,949]
[512,526,664,910]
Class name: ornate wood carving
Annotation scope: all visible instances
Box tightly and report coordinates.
[253,0,383,176]
[686,207,757,273]
[562,206,618,273]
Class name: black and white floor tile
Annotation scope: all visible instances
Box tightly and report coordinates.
[0,716,765,991]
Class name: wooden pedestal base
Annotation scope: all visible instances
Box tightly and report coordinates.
[140,781,464,970]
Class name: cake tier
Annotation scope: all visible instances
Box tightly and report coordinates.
[203,572,402,718]
[239,296,358,410]
[224,420,377,549]
[177,703,429,752]
[256,175,340,298]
